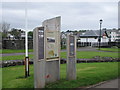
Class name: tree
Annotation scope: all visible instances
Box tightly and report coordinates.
[10,28,21,39]
[102,28,107,30]
[28,31,33,39]
[113,28,116,30]
[66,30,70,32]
[0,22,10,39]
[0,22,10,32]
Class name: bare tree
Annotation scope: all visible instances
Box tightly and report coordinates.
[0,22,10,32]
[0,22,10,39]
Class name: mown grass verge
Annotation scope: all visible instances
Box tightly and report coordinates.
[2,62,119,88]
[0,49,33,54]
[99,48,120,52]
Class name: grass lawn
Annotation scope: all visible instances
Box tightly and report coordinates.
[1,51,118,61]
[2,62,119,88]
[1,54,33,61]
[0,68,2,89]
[0,49,33,54]
[99,48,120,52]
[61,51,118,59]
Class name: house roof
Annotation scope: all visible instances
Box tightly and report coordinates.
[79,30,107,37]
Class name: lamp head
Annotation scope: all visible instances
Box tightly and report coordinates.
[100,19,103,24]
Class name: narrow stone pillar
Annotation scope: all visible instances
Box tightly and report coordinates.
[33,27,45,88]
[66,34,76,80]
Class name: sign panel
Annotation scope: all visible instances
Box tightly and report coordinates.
[46,31,59,59]
[33,16,61,88]
[69,36,75,56]
[38,27,44,60]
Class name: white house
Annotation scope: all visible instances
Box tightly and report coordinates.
[78,30,109,43]
[7,33,15,40]
[109,30,120,42]
[20,32,25,39]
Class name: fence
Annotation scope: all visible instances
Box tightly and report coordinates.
[92,42,109,47]
[77,42,120,48]
[77,42,92,47]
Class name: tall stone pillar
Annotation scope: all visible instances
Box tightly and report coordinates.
[33,16,61,88]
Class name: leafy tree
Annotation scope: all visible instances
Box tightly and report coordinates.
[66,30,71,32]
[28,31,33,39]
[10,28,21,39]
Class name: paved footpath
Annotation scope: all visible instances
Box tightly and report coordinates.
[94,78,119,88]
[85,78,119,89]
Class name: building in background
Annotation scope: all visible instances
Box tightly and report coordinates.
[78,30,109,43]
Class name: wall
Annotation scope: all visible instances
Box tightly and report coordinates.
[2,39,33,49]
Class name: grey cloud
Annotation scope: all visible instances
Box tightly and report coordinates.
[1,2,118,31]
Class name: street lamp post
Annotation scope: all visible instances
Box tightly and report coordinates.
[99,19,103,50]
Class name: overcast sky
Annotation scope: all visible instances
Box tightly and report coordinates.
[1,1,119,31]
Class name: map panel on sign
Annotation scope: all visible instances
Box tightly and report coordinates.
[46,31,59,59]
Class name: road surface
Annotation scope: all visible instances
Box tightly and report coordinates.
[1,47,118,56]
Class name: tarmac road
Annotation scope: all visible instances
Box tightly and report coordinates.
[1,47,118,56]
